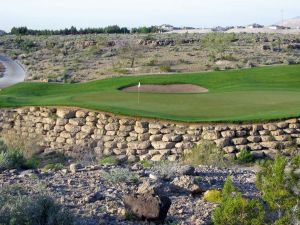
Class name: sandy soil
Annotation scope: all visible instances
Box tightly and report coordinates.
[122,84,209,93]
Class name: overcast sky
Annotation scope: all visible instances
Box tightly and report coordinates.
[0,0,299,31]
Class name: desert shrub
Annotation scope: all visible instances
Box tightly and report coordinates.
[140,160,153,168]
[256,155,300,224]
[151,161,180,180]
[213,66,221,71]
[145,59,157,66]
[113,68,130,74]
[182,141,229,167]
[236,149,254,164]
[202,33,236,52]
[212,176,265,225]
[159,64,172,72]
[0,139,40,170]
[99,155,118,165]
[203,189,222,203]
[0,186,74,225]
[1,131,41,159]
[179,59,191,64]
[42,163,64,172]
[220,53,237,61]
[102,168,139,184]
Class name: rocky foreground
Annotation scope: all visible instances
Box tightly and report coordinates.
[0,62,5,78]
[0,162,259,225]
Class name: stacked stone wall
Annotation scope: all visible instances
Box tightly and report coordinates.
[0,107,299,162]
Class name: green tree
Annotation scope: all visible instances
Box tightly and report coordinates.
[256,155,299,224]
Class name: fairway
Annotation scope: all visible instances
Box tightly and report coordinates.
[1,65,300,122]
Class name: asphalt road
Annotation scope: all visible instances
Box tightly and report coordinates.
[0,55,26,89]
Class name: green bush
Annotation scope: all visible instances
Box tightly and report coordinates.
[99,155,118,165]
[159,65,172,72]
[42,163,64,172]
[0,186,74,225]
[236,149,254,164]
[212,176,265,225]
[203,189,222,203]
[256,155,300,224]
[140,160,153,168]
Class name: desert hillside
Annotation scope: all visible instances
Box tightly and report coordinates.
[278,16,300,28]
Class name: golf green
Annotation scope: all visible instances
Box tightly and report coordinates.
[0,65,300,122]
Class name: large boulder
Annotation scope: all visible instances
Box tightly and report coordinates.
[123,193,171,223]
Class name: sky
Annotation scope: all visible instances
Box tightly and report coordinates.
[0,0,299,32]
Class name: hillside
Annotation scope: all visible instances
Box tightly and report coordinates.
[278,16,300,28]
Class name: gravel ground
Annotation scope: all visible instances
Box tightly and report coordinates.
[0,163,260,225]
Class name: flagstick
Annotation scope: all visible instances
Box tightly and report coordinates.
[137,82,141,104]
[138,85,140,104]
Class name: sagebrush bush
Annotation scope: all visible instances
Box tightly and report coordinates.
[0,139,37,170]
[1,131,41,159]
[212,176,265,225]
[102,168,139,184]
[182,141,229,167]
[0,186,74,225]
[151,161,180,180]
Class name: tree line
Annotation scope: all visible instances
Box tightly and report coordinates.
[10,25,159,35]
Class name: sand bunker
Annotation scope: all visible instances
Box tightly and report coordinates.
[122,84,208,93]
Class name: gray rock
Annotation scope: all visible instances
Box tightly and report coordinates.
[123,193,171,222]
[177,165,195,176]
[70,163,82,173]
[84,192,104,203]
[171,176,204,194]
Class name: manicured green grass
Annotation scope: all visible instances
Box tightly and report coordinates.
[1,65,300,122]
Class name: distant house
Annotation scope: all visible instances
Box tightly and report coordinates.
[182,26,195,30]
[212,26,234,32]
[268,25,290,30]
[247,23,264,29]
[158,24,180,32]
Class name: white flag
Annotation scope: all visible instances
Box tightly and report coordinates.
[138,82,141,88]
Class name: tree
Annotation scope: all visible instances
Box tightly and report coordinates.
[256,155,300,224]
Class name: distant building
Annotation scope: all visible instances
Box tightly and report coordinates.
[212,26,234,32]
[268,25,290,30]
[182,26,195,30]
[247,23,264,29]
[158,24,181,32]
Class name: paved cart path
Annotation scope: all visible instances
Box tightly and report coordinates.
[0,55,26,89]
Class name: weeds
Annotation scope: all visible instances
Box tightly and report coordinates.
[182,141,229,167]
[0,185,74,225]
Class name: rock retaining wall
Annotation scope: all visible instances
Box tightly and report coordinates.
[1,107,300,162]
